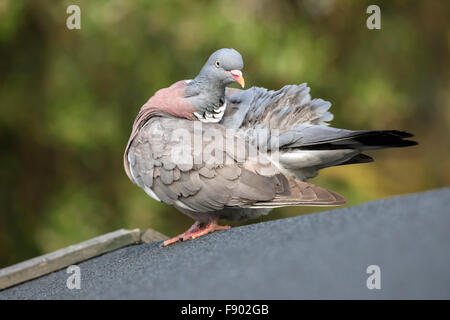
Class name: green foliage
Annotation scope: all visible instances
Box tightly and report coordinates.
[0,0,449,267]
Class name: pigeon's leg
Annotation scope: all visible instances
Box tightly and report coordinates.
[162,221,202,247]
[181,216,230,241]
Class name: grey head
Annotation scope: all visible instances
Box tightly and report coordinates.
[195,48,245,87]
[186,48,245,123]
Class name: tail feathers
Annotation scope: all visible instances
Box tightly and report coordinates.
[335,153,374,166]
[299,130,418,151]
[246,179,346,209]
[276,129,417,179]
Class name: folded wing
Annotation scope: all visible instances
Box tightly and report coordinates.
[127,116,345,214]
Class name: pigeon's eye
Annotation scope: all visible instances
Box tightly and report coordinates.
[215,60,220,68]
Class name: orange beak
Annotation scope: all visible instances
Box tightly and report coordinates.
[230,70,245,88]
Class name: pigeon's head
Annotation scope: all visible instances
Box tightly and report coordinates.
[197,48,245,88]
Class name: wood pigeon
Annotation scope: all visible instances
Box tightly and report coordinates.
[124,48,417,246]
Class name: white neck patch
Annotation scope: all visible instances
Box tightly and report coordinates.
[193,100,227,123]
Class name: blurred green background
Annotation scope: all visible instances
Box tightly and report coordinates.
[0,0,449,268]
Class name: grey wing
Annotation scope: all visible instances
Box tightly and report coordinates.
[222,85,416,180]
[128,117,345,214]
[222,84,333,131]
[222,84,339,160]
[221,84,337,180]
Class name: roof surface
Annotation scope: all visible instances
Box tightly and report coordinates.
[1,188,449,299]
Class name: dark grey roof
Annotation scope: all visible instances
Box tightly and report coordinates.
[1,188,449,299]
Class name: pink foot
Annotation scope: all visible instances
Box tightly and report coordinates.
[162,217,230,247]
